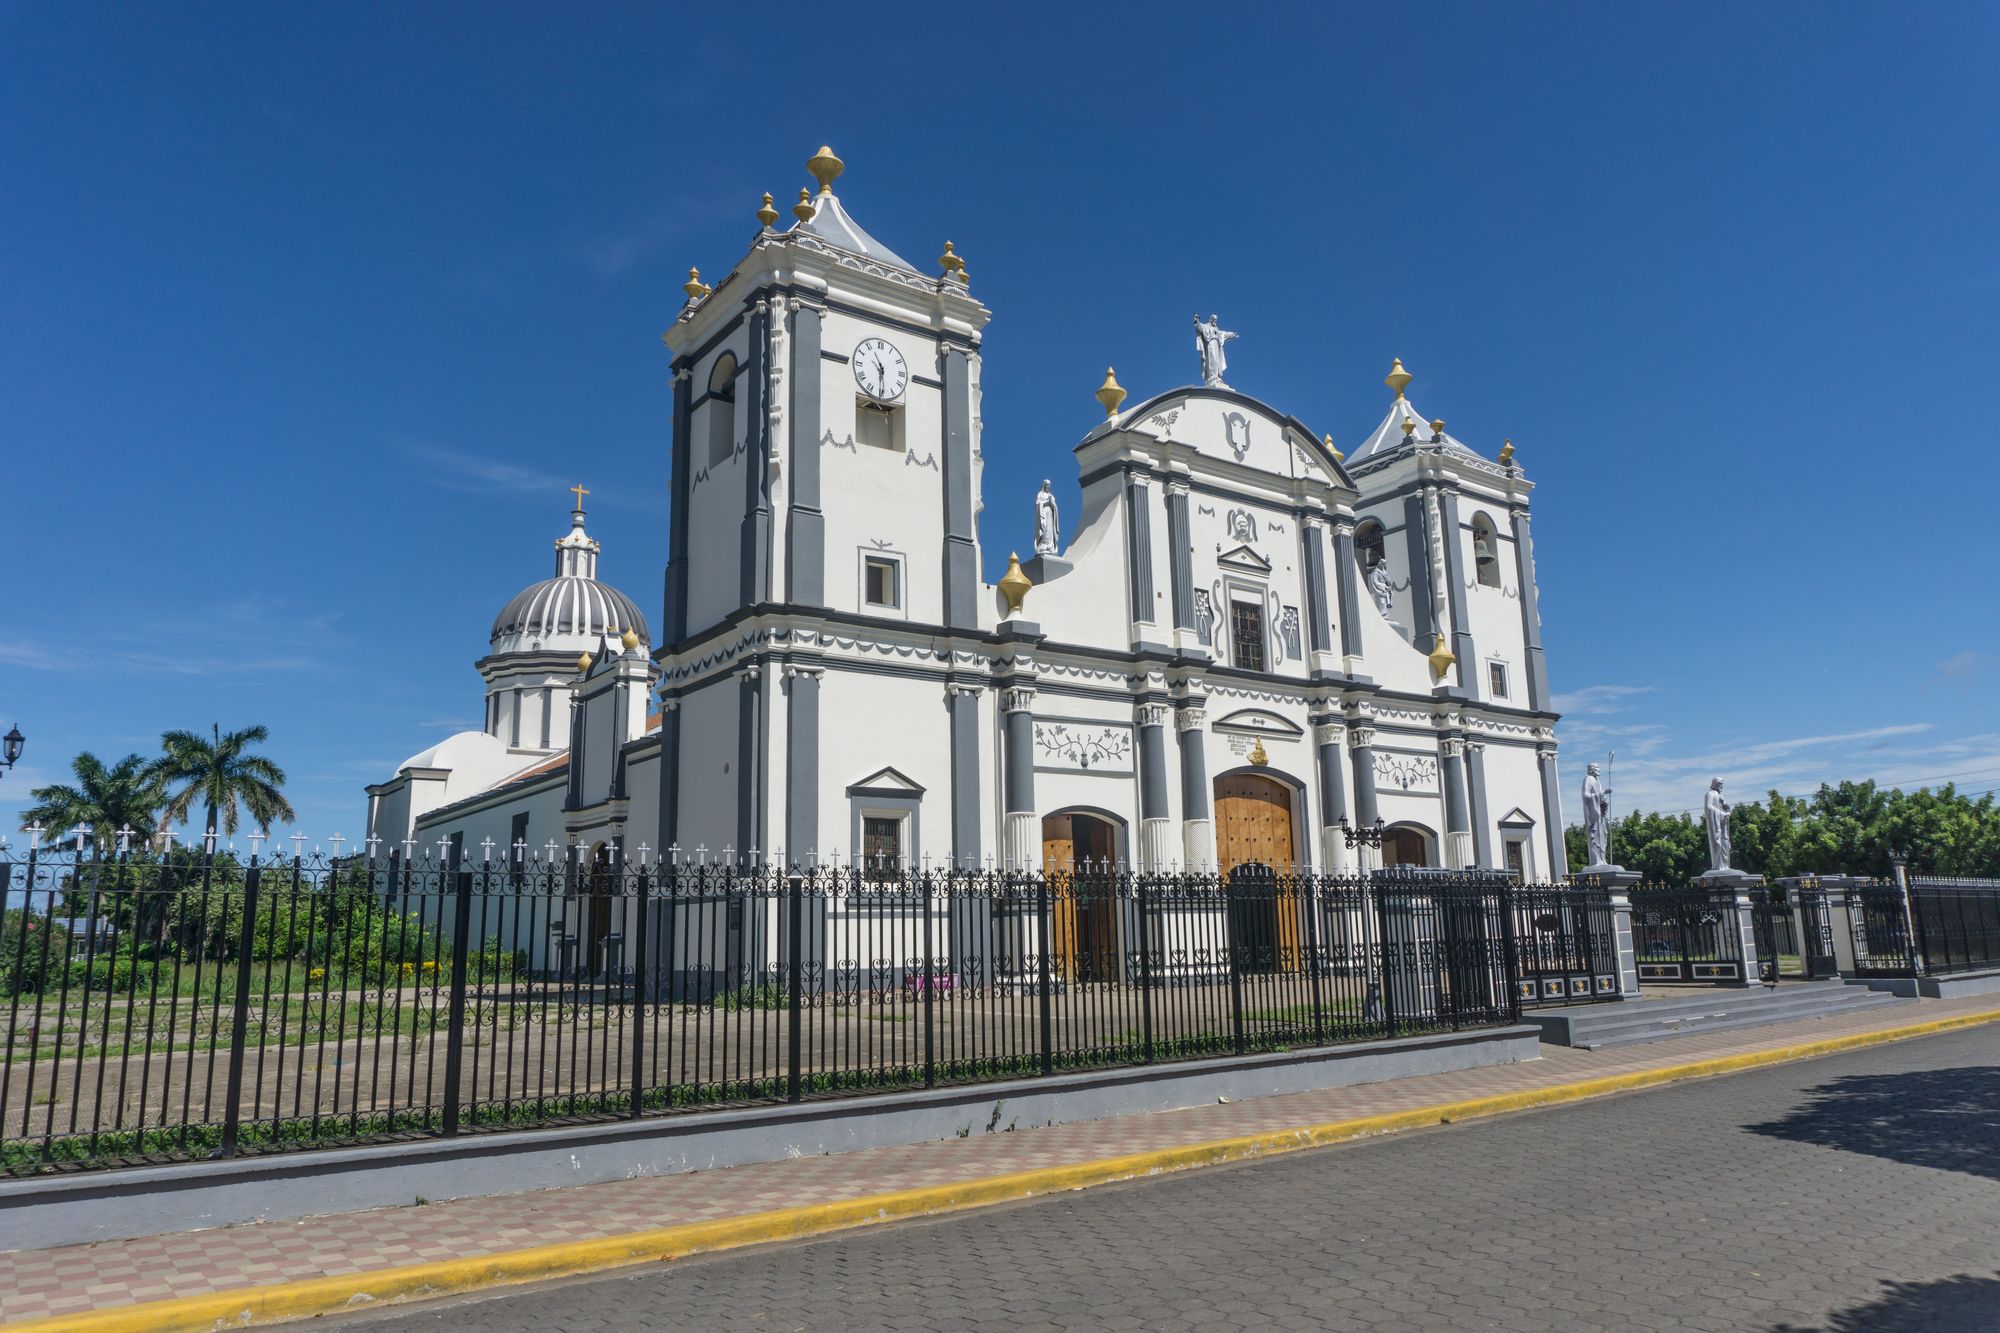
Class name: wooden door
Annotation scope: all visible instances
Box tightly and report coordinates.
[1214,775,1300,971]
[1041,814,1080,977]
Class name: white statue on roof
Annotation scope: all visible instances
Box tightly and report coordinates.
[1033,480,1060,556]
[1192,313,1237,389]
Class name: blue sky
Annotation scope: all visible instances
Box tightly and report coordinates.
[3,3,1996,847]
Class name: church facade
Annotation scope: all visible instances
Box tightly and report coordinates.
[366,147,1569,908]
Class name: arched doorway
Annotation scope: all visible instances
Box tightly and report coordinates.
[1213,772,1300,973]
[1382,823,1435,869]
[1041,811,1121,980]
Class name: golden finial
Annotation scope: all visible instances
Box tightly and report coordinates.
[1429,418,1445,440]
[1095,367,1127,419]
[939,240,967,283]
[998,552,1033,616]
[807,145,844,195]
[683,267,712,300]
[792,187,816,223]
[576,653,594,675]
[1384,357,1412,399]
[756,192,779,227]
[1427,636,1457,682]
[1323,432,1344,463]
[1401,417,1418,439]
[1248,738,1269,767]
[1497,439,1515,466]
[621,627,641,651]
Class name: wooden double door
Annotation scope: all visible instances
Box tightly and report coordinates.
[1213,773,1302,973]
[1041,812,1120,980]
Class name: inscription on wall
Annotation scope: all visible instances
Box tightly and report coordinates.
[1373,752,1440,794]
[1033,721,1134,773]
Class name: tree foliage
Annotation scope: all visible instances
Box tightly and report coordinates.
[21,752,166,857]
[150,723,297,843]
[1567,780,2000,881]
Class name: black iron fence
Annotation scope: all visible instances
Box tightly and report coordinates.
[0,850,1544,1176]
[1509,883,1619,1005]
[1909,877,2000,976]
[1628,884,1747,983]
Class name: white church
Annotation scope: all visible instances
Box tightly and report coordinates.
[366,146,1569,910]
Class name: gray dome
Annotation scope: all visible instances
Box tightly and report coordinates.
[490,576,648,647]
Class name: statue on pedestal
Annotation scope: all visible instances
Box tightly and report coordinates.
[1369,561,1395,617]
[1033,480,1060,557]
[1581,762,1612,868]
[1703,777,1733,873]
[1192,313,1238,389]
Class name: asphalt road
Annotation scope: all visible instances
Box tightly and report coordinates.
[348,1024,2000,1332]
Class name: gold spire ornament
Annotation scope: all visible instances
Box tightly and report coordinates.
[998,552,1033,615]
[1095,367,1127,419]
[756,192,779,227]
[1385,357,1412,399]
[1401,416,1418,439]
[1427,636,1457,682]
[576,653,594,675]
[1323,432,1344,463]
[792,187,816,222]
[621,628,641,651]
[807,145,844,195]
[1429,418,1446,441]
[683,267,712,300]
[938,240,967,283]
[1248,738,1269,767]
[1497,439,1516,466]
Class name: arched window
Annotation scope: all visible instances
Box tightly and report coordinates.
[1471,513,1501,588]
[706,353,738,467]
[1354,519,1386,574]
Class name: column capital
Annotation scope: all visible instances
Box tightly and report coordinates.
[1441,736,1466,760]
[1174,705,1207,733]
[1466,738,1486,755]
[1314,721,1346,746]
[1349,725,1377,749]
[1136,702,1172,729]
[945,680,983,700]
[1164,478,1190,498]
[1536,744,1559,763]
[1001,685,1037,714]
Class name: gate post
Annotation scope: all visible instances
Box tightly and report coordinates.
[1587,870,1644,999]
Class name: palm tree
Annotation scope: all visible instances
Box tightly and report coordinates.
[22,752,167,858]
[152,724,296,854]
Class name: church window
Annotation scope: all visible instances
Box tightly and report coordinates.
[706,354,738,466]
[510,812,529,873]
[1488,660,1510,699]
[1471,513,1501,588]
[1355,519,1386,574]
[862,814,904,880]
[1504,836,1529,882]
[863,554,901,609]
[1230,599,1266,672]
[856,401,902,452]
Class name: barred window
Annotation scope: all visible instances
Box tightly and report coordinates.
[1230,600,1266,672]
[862,815,903,881]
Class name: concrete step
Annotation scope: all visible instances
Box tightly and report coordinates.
[1576,993,1908,1049]
[1564,988,1890,1039]
[1528,982,1910,1049]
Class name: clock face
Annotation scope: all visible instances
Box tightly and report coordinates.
[852,337,909,401]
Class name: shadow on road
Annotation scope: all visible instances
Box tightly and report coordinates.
[1745,1065,2000,1183]
[1771,1272,2000,1332]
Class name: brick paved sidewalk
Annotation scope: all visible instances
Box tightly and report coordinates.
[5,993,1997,1325]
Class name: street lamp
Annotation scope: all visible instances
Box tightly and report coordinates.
[1336,816,1387,850]
[1,725,22,779]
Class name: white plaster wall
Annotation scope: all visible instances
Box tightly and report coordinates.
[1020,478,1127,642]
[1477,740,1555,875]
[815,665,956,866]
[1454,503,1528,707]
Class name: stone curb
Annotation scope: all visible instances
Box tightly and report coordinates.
[17,1008,2000,1333]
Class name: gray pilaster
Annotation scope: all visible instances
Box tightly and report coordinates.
[1332,519,1363,661]
[949,686,981,870]
[1402,495,1434,650]
[1137,706,1170,821]
[1349,729,1379,828]
[1002,690,1036,818]
[1312,717,1346,831]
[1537,746,1568,881]
[1441,737,1472,852]
[1437,493,1477,690]
[940,347,979,629]
[1177,707,1211,819]
[786,304,825,606]
[740,302,770,606]
[1124,474,1155,628]
[657,700,682,849]
[1166,483,1194,632]
[1511,509,1549,711]
[736,668,761,856]
[785,667,819,863]
[666,364,694,643]
[1301,522,1332,656]
[1465,741,1491,868]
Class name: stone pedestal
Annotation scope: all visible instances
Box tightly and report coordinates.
[1696,869,1767,986]
[1022,554,1073,585]
[1573,864,1643,999]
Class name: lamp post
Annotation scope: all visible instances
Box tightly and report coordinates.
[1335,816,1387,851]
[1,725,22,781]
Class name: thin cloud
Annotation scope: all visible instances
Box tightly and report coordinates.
[1550,684,1654,715]
[401,440,654,511]
[1937,649,1988,682]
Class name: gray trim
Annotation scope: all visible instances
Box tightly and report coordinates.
[1301,523,1332,655]
[1331,523,1362,660]
[1437,492,1477,691]
[1511,510,1549,710]
[1123,476,1155,626]
[1402,495,1434,651]
[1137,712,1170,821]
[736,672,760,854]
[950,688,981,869]
[1076,463,1345,528]
[1313,724,1346,831]
[1349,740,1379,827]
[740,304,771,606]
[1003,704,1036,816]
[786,304,825,605]
[1177,717,1210,819]
[666,366,694,643]
[1165,486,1194,630]
[1466,743,1492,868]
[786,671,819,860]
[1441,740,1471,841]
[1537,750,1568,880]
[940,348,979,628]
[1077,385,1357,491]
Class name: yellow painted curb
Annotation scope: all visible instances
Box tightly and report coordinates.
[17,1006,1999,1333]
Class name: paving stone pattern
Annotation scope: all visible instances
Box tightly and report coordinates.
[3,994,1997,1325]
[358,1024,2000,1333]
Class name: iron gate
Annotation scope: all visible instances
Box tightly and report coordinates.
[1629,885,1745,983]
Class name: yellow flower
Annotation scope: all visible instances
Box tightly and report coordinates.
[422,960,439,973]
[308,967,326,983]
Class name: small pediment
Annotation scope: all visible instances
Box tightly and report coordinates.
[1498,806,1538,828]
[1210,708,1305,739]
[847,766,925,797]
[1215,544,1271,574]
